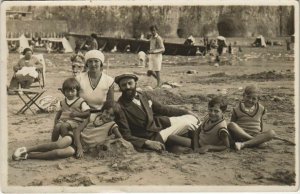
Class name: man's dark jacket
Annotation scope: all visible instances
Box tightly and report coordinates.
[115,91,189,148]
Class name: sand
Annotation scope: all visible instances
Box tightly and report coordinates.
[6,44,296,188]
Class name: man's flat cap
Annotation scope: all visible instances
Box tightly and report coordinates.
[115,73,138,85]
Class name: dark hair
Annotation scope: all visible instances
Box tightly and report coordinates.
[150,25,158,31]
[101,100,121,115]
[208,96,227,112]
[22,48,33,55]
[62,78,81,96]
[91,33,97,39]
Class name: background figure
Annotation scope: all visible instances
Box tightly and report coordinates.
[137,51,147,68]
[8,47,42,90]
[82,33,99,51]
[70,53,86,76]
[147,25,165,88]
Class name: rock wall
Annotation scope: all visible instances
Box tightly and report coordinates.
[9,5,295,38]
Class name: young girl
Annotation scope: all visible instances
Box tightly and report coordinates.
[12,78,90,160]
[166,96,230,154]
[227,85,276,150]
[52,78,91,142]
[74,101,124,158]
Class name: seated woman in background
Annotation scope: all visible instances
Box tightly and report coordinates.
[8,47,42,90]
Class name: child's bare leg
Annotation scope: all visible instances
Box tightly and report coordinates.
[166,135,191,147]
[51,124,61,142]
[227,122,253,141]
[27,146,75,160]
[238,130,276,150]
[26,136,73,153]
[147,70,157,79]
[155,71,161,86]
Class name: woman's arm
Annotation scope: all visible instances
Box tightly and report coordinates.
[106,84,114,102]
[74,118,89,158]
[13,59,22,72]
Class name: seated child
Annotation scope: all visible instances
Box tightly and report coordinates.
[51,78,90,141]
[227,85,276,150]
[166,96,230,154]
[12,78,90,161]
[74,101,124,158]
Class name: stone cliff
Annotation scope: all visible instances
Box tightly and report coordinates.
[10,6,294,38]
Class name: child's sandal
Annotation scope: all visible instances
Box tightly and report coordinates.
[12,152,28,161]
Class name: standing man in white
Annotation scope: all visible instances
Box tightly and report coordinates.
[147,25,165,88]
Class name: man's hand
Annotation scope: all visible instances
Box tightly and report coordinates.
[76,146,84,158]
[144,140,165,152]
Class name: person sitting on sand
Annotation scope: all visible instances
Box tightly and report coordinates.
[12,78,90,160]
[227,85,276,150]
[166,96,230,154]
[74,101,125,158]
[114,73,200,152]
[52,78,91,142]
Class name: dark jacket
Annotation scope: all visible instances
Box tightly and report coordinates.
[115,91,189,148]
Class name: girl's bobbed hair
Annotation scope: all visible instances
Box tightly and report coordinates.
[62,78,81,95]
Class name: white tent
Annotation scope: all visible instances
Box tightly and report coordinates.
[19,34,30,53]
[217,36,227,47]
[253,35,267,47]
[47,37,73,53]
[62,37,73,53]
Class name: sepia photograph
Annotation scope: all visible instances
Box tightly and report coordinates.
[0,0,299,192]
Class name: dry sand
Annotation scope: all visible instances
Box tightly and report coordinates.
[6,45,296,188]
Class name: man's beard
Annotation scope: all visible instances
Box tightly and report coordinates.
[123,87,136,100]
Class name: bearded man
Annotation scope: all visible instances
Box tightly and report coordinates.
[114,74,200,152]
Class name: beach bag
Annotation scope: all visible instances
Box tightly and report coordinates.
[38,95,60,113]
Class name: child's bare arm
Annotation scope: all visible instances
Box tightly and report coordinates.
[192,127,201,151]
[111,126,123,138]
[70,110,90,119]
[230,110,237,122]
[74,118,89,158]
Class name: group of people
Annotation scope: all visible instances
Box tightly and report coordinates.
[11,25,278,161]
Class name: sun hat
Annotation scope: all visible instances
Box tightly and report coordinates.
[84,50,105,64]
[115,73,138,85]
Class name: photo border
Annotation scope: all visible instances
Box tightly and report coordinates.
[0,0,299,193]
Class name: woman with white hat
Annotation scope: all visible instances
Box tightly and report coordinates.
[75,50,114,110]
